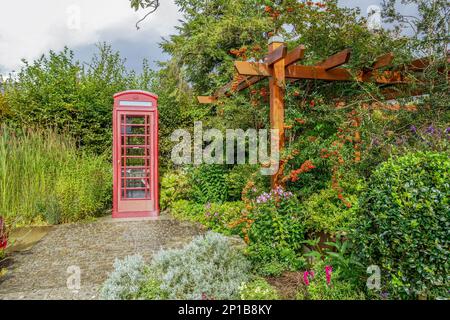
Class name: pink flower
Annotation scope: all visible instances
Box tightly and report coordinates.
[325,265,333,285]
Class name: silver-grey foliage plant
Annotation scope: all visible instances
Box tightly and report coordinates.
[100,254,147,300]
[151,231,251,300]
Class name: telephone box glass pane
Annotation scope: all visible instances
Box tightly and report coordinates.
[121,126,146,135]
[126,116,145,124]
[122,136,146,146]
[119,113,152,200]
[124,147,146,156]
[122,168,149,178]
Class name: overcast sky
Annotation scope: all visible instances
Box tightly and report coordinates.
[0,0,413,77]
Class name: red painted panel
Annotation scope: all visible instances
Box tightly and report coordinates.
[112,90,159,218]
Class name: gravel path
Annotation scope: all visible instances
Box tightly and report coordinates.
[0,215,203,300]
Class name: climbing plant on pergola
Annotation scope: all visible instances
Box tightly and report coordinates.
[197,37,448,188]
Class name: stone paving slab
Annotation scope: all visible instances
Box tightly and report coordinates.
[0,215,204,300]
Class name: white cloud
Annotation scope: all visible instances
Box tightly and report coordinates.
[0,0,181,74]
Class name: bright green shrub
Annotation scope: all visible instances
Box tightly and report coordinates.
[100,255,147,300]
[354,151,450,299]
[301,187,358,236]
[170,200,205,223]
[170,200,245,234]
[160,170,190,210]
[151,232,251,300]
[247,187,306,275]
[239,278,279,300]
[188,165,228,203]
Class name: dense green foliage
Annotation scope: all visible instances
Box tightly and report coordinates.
[354,152,450,299]
[188,164,229,203]
[151,0,449,298]
[300,187,359,236]
[2,44,153,155]
[0,126,111,226]
[246,187,306,276]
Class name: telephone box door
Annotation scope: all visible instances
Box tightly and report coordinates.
[113,91,159,218]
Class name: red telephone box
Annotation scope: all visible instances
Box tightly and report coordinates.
[112,90,159,218]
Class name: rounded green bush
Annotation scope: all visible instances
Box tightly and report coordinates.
[301,187,358,236]
[354,151,449,299]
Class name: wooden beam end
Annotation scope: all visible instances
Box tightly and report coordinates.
[197,96,217,104]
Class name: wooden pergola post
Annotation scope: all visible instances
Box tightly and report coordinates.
[268,36,286,188]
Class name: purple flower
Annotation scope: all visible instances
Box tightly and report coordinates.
[425,125,435,134]
[410,125,417,134]
[445,127,450,135]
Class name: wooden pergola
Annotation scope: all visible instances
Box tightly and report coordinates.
[197,37,444,188]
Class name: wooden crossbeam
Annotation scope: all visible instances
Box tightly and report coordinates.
[286,65,352,81]
[264,44,287,65]
[197,96,217,104]
[234,61,271,77]
[317,48,352,70]
[371,52,394,70]
[285,45,306,66]
[234,75,263,92]
[198,45,307,104]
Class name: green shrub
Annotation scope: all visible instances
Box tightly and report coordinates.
[170,200,245,235]
[170,200,205,223]
[151,232,251,300]
[354,151,450,299]
[239,278,279,300]
[204,201,245,234]
[188,165,228,203]
[247,243,306,276]
[137,275,168,300]
[246,187,306,275]
[301,187,358,236]
[3,45,152,155]
[225,164,260,200]
[0,126,112,226]
[160,170,190,210]
[100,255,147,300]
